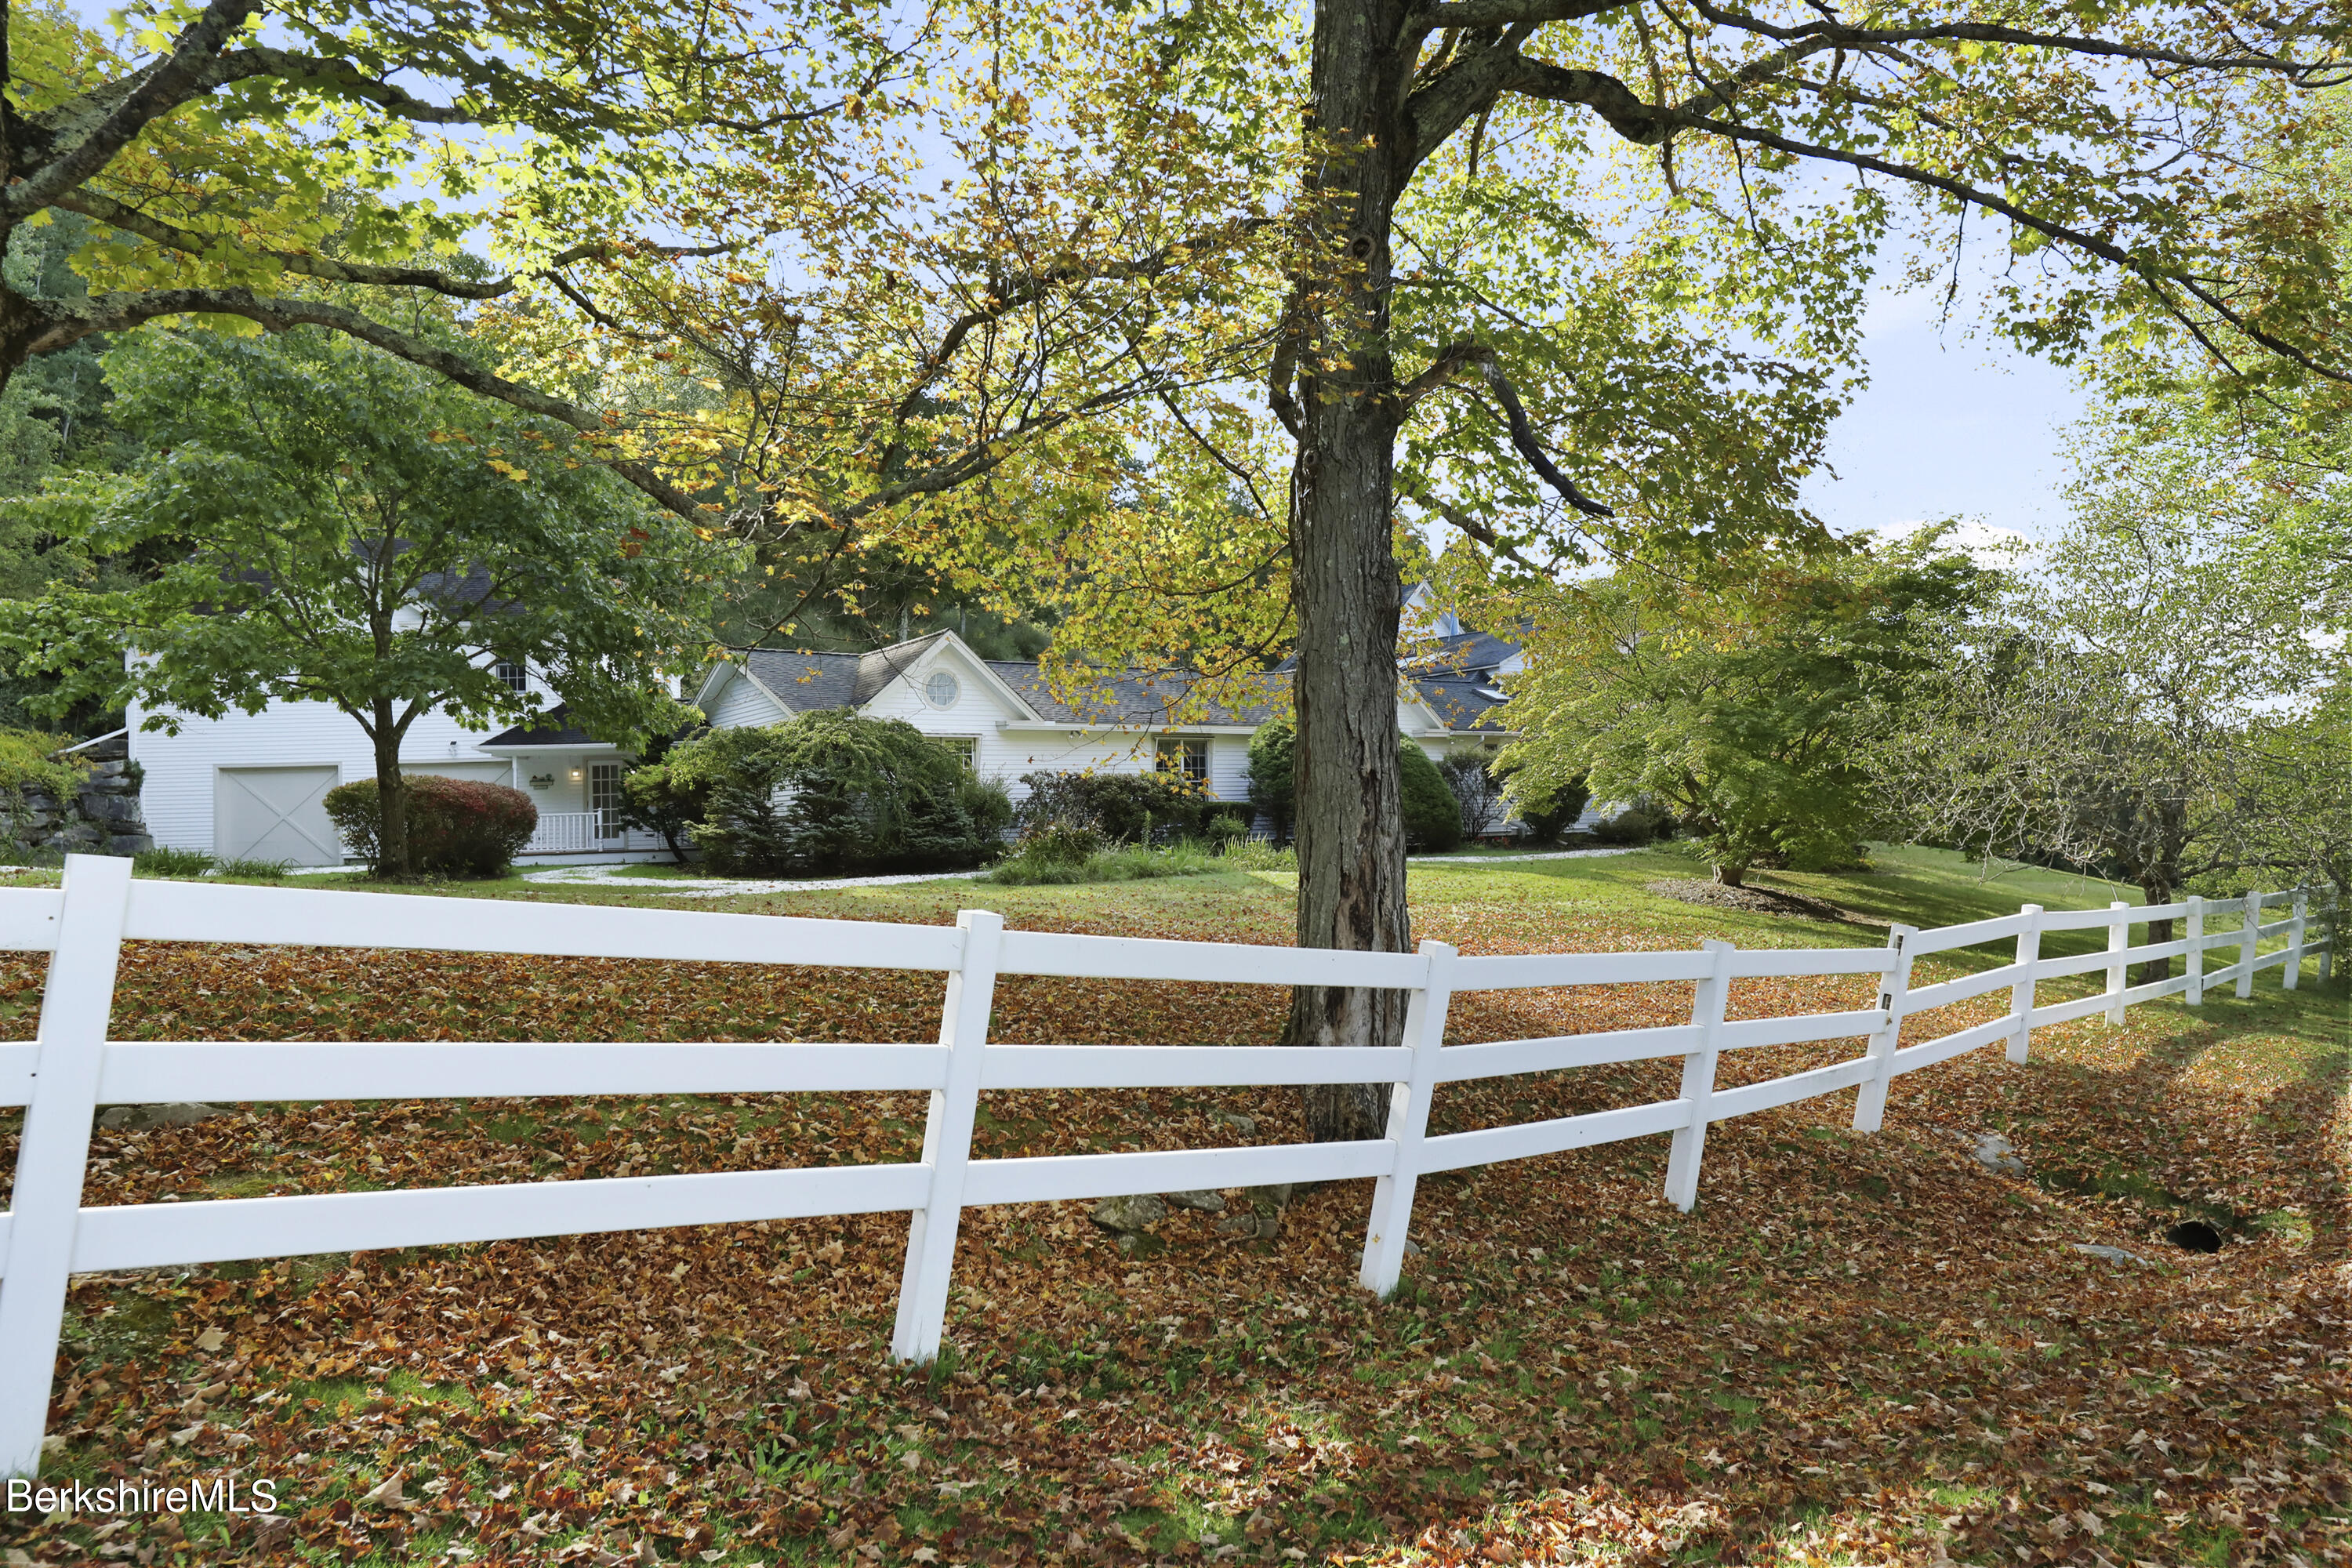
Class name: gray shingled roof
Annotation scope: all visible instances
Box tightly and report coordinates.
[713,635,1508,733]
[985,664,1286,728]
[740,635,953,711]
[1411,677,1514,733]
[481,703,606,748]
[1403,629,1522,678]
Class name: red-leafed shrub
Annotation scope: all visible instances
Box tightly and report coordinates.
[324,775,538,877]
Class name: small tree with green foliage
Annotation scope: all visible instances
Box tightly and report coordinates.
[1501,535,1989,887]
[618,736,710,866]
[0,329,723,874]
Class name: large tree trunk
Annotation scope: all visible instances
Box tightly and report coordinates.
[371,699,411,877]
[2136,874,2176,987]
[1283,0,1418,1144]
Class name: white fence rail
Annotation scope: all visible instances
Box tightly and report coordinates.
[0,857,2335,1476]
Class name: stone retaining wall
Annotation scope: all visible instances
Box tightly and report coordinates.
[11,734,153,858]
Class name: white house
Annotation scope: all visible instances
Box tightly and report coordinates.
[132,620,1530,866]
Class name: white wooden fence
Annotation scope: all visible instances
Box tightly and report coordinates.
[0,855,2333,1477]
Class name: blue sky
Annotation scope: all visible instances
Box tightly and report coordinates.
[1808,285,2083,546]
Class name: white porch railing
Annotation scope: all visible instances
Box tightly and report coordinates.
[0,860,2333,1476]
[523,811,667,855]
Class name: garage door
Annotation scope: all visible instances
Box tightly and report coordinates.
[214,766,343,866]
[408,761,514,785]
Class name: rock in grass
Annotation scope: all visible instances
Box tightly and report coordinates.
[1091,1194,1168,1234]
[97,1102,224,1131]
[1162,1189,1226,1212]
[1967,1131,2028,1178]
[2070,1243,2154,1267]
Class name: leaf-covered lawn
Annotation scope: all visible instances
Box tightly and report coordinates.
[0,847,2343,1567]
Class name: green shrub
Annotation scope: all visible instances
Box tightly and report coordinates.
[1399,742,1463,852]
[958,772,1015,842]
[1217,838,1295,871]
[1011,815,1109,867]
[324,775,539,877]
[1013,768,1217,844]
[1591,804,1671,846]
[1508,771,1592,843]
[0,730,93,802]
[1246,718,1294,843]
[985,839,1216,886]
[134,845,216,878]
[669,711,999,876]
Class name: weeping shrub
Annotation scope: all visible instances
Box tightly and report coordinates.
[323,775,538,877]
[668,710,1000,876]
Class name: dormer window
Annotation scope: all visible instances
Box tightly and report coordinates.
[494,659,528,695]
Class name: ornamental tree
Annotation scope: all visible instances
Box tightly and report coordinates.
[1502,535,1991,887]
[0,326,725,873]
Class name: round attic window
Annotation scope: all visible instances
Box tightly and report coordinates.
[924,671,961,709]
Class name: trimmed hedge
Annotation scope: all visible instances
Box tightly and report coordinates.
[324,775,539,877]
[1013,768,1218,844]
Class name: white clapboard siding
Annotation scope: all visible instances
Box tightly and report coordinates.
[0,855,2332,1481]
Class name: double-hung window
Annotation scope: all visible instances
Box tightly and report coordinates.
[1155,736,1208,784]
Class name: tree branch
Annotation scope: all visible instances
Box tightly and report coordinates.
[1683,0,2340,81]
[1397,339,1615,516]
[56,190,731,299]
[24,285,710,516]
[5,0,258,218]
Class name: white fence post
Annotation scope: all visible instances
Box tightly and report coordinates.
[1851,924,1915,1134]
[2237,891,2263,1000]
[2103,901,2130,1025]
[1359,940,1456,1297]
[0,854,134,1480]
[2006,904,2043,1064]
[2186,895,2205,1007]
[1662,939,1733,1212]
[889,909,1003,1365]
[2285,888,2307,991]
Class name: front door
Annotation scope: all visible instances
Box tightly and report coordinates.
[589,762,623,840]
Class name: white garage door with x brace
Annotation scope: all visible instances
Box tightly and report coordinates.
[214,765,343,865]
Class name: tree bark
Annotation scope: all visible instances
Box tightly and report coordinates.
[2136,875,2176,987]
[1715,862,1748,887]
[370,697,411,877]
[1282,0,1419,1143]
